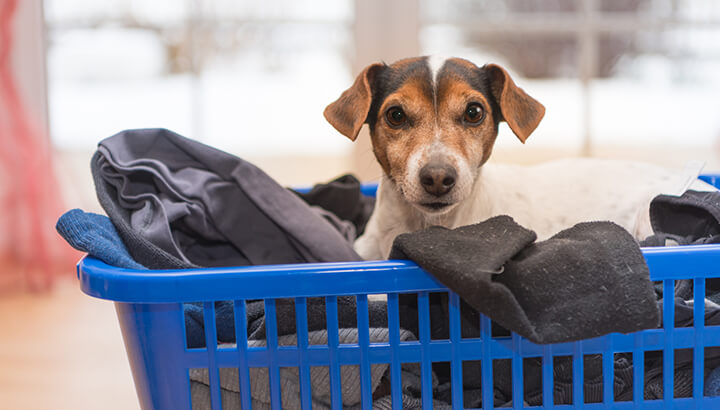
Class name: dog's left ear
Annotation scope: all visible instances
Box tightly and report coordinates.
[324,63,385,141]
[484,63,545,143]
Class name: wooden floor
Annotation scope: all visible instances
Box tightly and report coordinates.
[0,278,139,410]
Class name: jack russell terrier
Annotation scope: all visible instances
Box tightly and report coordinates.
[324,56,715,260]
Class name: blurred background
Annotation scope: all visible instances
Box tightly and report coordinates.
[1,0,719,408]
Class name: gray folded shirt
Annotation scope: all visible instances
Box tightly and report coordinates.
[92,128,362,269]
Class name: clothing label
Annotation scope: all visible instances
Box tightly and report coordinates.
[668,160,705,197]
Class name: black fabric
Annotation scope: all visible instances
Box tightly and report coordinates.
[292,174,375,236]
[512,354,635,405]
[390,215,659,344]
[639,194,720,402]
[642,190,720,246]
[398,281,720,405]
[91,128,361,269]
[649,277,720,306]
[642,295,720,400]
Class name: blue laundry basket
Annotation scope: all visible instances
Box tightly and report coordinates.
[78,175,720,409]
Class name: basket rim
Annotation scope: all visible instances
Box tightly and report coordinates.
[77,244,720,303]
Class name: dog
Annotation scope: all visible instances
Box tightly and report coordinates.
[324,56,715,260]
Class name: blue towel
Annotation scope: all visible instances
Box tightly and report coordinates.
[56,209,146,270]
[55,209,219,347]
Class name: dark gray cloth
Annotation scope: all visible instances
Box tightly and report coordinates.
[390,215,659,344]
[640,297,720,400]
[293,174,375,237]
[392,215,537,277]
[92,149,195,269]
[640,190,720,399]
[310,205,357,242]
[640,196,720,403]
[91,128,361,269]
[642,190,720,246]
[514,354,634,405]
[407,292,720,405]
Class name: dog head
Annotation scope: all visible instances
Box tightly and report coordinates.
[324,56,545,214]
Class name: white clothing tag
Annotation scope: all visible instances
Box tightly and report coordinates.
[668,160,705,197]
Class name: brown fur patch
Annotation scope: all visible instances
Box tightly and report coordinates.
[371,75,435,178]
[485,63,545,143]
[435,66,498,166]
[323,63,384,141]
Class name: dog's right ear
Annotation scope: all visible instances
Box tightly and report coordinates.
[324,63,385,141]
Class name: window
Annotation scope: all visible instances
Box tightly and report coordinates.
[45,0,720,170]
[420,0,720,163]
[45,0,354,157]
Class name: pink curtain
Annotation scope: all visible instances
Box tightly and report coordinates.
[0,0,80,292]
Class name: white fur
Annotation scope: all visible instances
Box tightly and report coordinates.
[352,56,717,260]
[398,140,475,211]
[427,55,447,86]
[354,158,717,260]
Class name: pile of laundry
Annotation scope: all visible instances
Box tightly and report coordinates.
[57,128,720,408]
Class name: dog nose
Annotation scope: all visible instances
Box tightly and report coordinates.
[419,163,457,197]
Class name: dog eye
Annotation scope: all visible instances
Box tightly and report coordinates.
[385,107,407,127]
[464,103,485,124]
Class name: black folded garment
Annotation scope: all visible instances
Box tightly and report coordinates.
[642,189,720,302]
[292,174,375,237]
[389,215,659,344]
[642,189,720,246]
